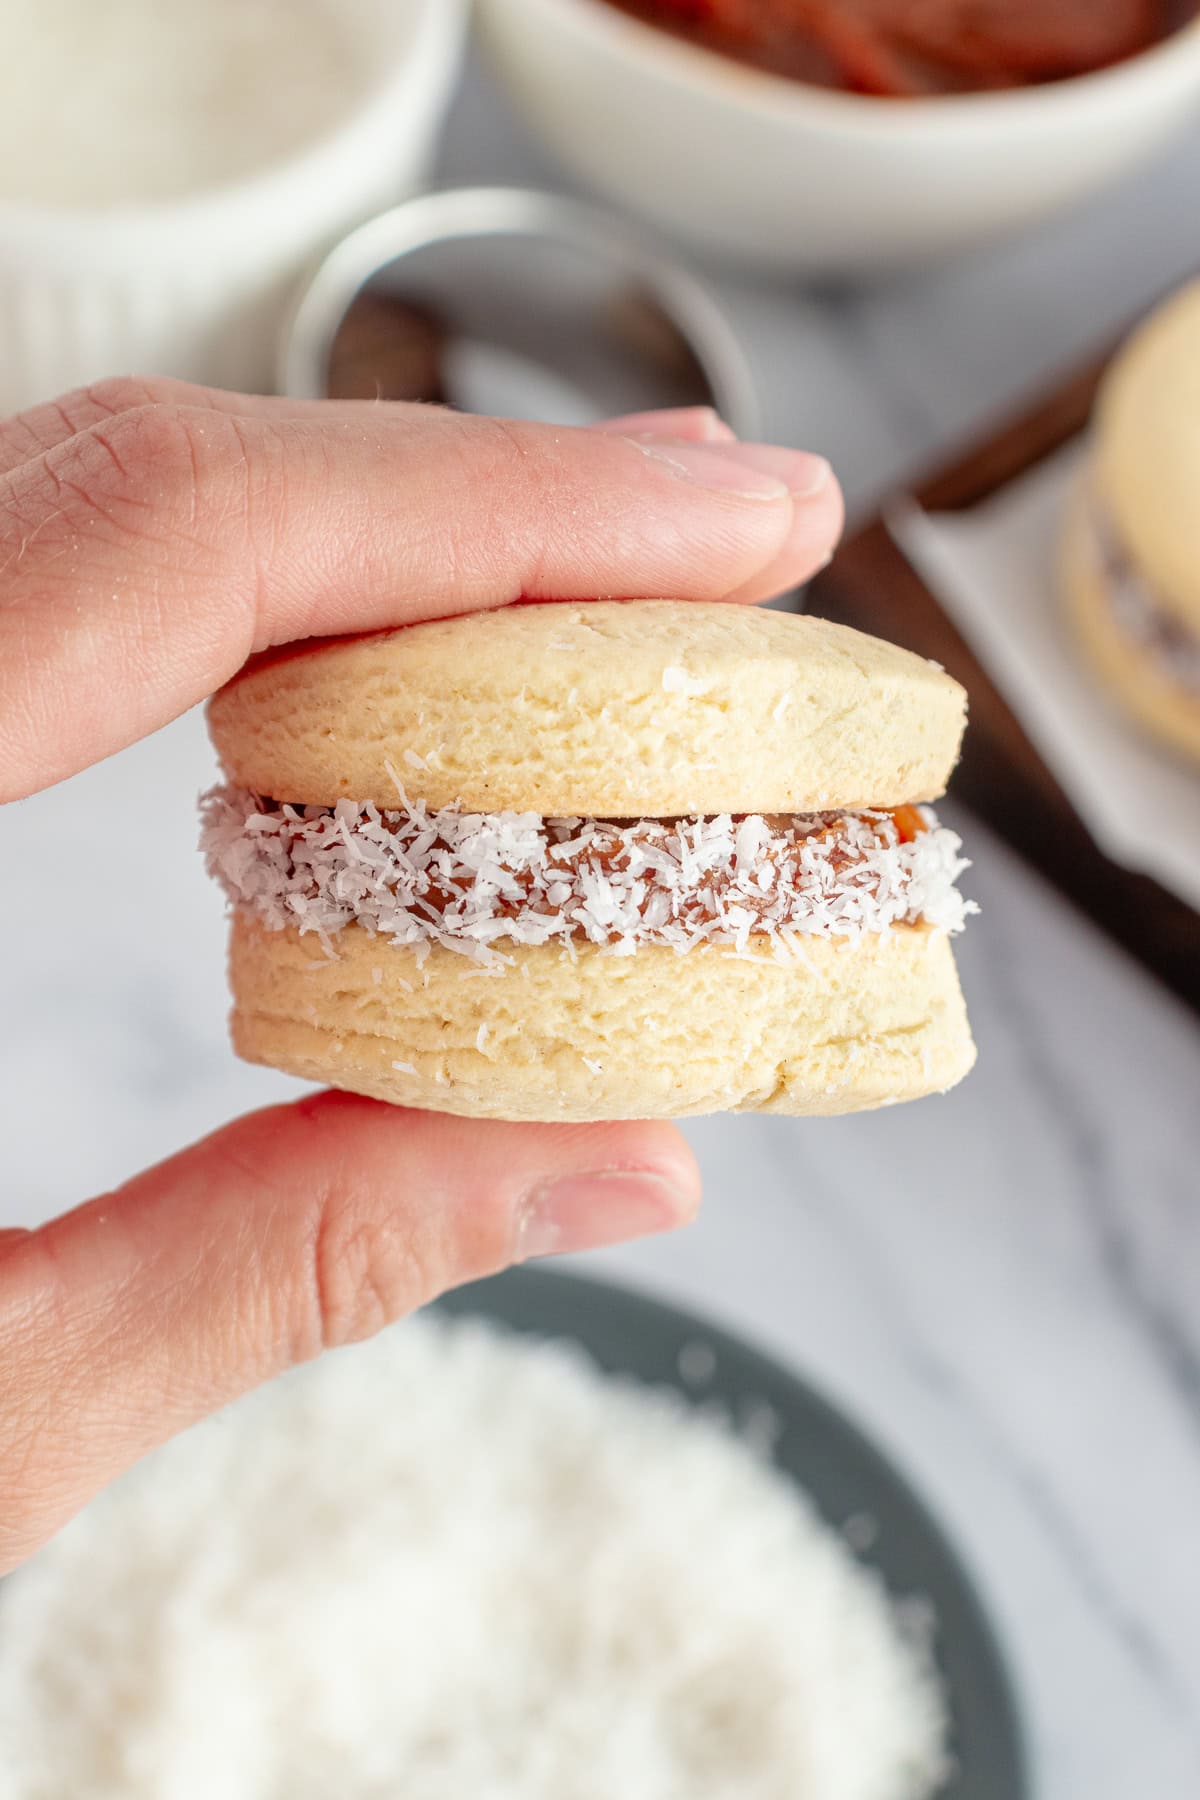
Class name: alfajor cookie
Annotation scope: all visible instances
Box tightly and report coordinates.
[1062,278,1200,766]
[203,601,977,1121]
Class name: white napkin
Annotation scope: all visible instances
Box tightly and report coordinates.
[891,444,1200,912]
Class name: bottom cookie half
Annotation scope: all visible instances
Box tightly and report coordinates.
[228,915,975,1121]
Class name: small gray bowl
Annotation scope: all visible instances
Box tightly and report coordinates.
[278,184,759,436]
[438,1264,1030,1800]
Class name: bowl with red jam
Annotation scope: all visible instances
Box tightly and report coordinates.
[479,0,1200,270]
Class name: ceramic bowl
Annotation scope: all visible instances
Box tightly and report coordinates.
[0,0,467,412]
[479,0,1200,273]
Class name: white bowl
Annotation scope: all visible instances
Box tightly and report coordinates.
[0,0,466,414]
[479,0,1200,274]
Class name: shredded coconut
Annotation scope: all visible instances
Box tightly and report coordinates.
[0,1314,950,1800]
[201,788,976,968]
[661,663,710,696]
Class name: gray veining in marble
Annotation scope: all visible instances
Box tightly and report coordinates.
[2,43,1199,1800]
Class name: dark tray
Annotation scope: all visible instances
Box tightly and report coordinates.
[807,349,1199,1017]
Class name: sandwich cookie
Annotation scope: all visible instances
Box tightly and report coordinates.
[204,601,977,1120]
[1062,278,1200,765]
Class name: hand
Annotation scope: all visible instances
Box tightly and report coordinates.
[0,378,842,1573]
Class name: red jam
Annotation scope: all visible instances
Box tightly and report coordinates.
[605,0,1191,96]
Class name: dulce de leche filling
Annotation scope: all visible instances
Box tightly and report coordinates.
[202,787,975,966]
[1089,496,1200,698]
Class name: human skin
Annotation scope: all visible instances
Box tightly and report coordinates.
[0,377,842,1574]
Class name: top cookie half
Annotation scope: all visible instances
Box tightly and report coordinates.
[207,601,966,815]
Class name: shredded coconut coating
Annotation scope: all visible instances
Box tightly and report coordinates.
[201,785,976,965]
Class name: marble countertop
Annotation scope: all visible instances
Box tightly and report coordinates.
[3,49,1199,1800]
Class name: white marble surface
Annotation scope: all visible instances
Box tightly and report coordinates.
[3,46,1200,1800]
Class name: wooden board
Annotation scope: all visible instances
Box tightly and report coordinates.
[807,353,1200,1016]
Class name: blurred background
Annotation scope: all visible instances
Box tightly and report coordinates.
[1,4,1199,1797]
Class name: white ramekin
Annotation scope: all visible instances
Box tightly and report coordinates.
[479,0,1200,274]
[0,0,466,415]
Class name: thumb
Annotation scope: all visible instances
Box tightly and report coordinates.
[0,1092,699,1573]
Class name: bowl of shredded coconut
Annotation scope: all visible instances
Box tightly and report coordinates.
[0,1269,1027,1800]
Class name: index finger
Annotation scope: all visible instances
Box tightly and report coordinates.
[0,395,841,803]
[0,376,738,478]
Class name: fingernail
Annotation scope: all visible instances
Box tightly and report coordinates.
[628,438,787,498]
[595,406,732,442]
[517,1169,693,1260]
[629,438,830,500]
[717,445,832,497]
